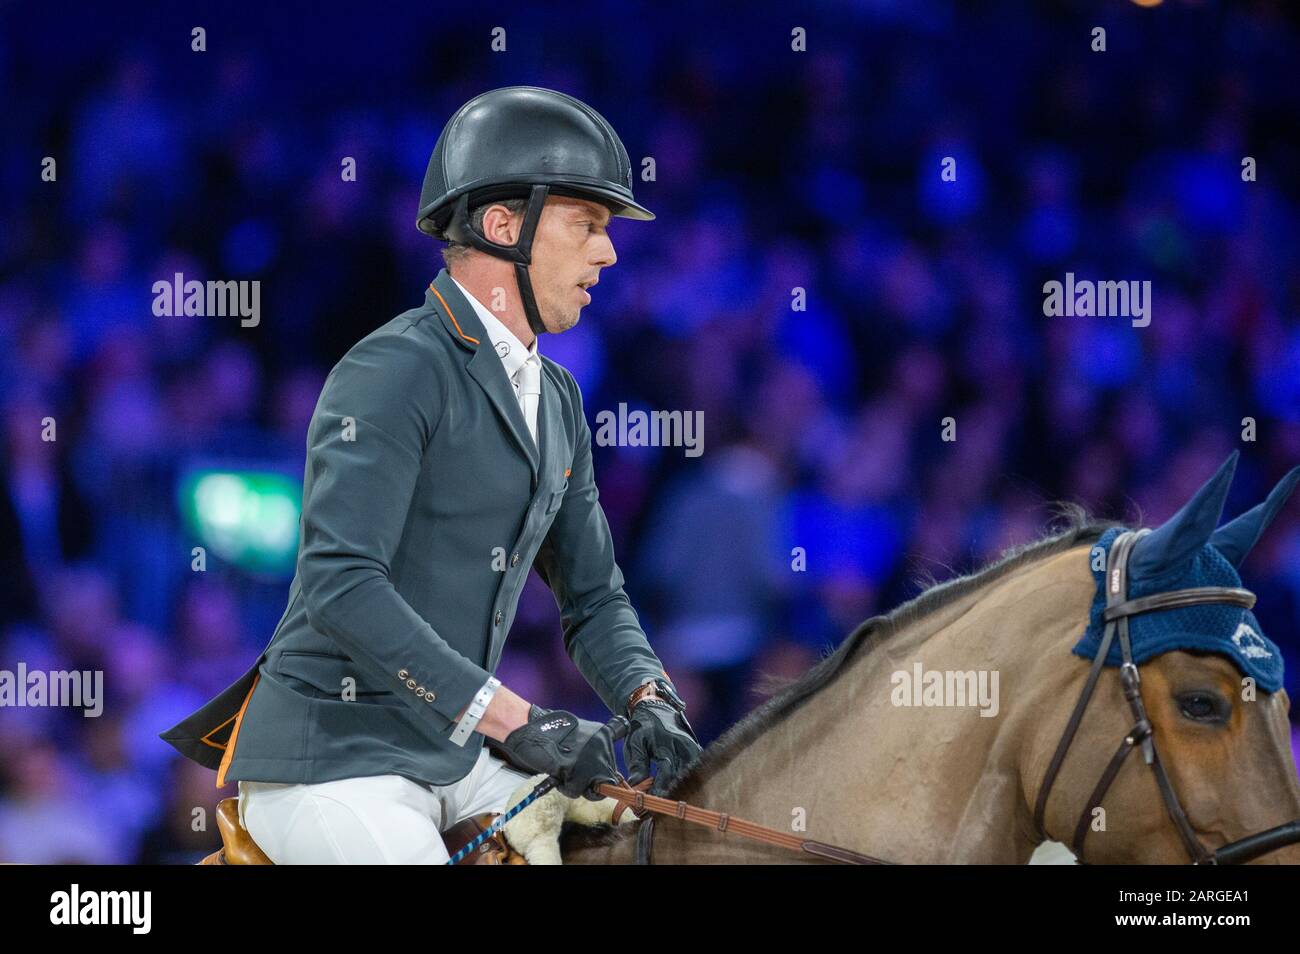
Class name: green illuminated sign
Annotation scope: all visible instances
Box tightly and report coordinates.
[179,470,301,577]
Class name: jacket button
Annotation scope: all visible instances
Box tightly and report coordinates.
[398,669,409,679]
[494,610,503,626]
[406,679,417,690]
[511,552,520,567]
[426,692,436,703]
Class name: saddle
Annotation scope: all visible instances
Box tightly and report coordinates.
[197,797,527,865]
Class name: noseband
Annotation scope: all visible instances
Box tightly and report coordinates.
[1031,529,1300,864]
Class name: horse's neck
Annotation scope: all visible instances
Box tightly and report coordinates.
[629,545,1097,864]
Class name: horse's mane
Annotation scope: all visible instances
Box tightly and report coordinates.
[560,506,1120,857]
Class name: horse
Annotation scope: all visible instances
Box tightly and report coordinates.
[560,453,1300,864]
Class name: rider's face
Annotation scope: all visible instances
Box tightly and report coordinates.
[525,196,617,334]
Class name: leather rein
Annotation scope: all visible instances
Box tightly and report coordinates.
[600,529,1300,865]
[595,777,891,865]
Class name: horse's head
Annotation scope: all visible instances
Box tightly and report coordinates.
[1039,451,1300,863]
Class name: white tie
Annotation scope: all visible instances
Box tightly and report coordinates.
[516,356,541,448]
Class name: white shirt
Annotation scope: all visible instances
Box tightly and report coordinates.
[446,277,541,744]
[449,276,542,448]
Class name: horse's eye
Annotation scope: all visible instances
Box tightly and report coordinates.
[1177,692,1225,722]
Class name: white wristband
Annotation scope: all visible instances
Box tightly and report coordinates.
[449,676,501,747]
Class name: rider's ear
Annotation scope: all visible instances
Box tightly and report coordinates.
[1209,465,1300,568]
[1129,451,1238,579]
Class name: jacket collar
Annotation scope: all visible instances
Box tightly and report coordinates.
[424,269,545,481]
[426,269,486,352]
[448,274,538,382]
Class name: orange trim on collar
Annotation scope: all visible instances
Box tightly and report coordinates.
[429,282,480,346]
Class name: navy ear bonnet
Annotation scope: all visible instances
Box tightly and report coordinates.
[1072,526,1283,693]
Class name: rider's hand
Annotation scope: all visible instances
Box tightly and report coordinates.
[625,682,702,796]
[494,705,622,801]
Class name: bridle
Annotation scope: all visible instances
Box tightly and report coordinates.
[1032,529,1300,864]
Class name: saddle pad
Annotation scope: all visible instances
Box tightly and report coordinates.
[1072,527,1284,693]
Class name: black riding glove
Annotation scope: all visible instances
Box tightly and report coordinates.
[625,681,702,797]
[494,704,624,801]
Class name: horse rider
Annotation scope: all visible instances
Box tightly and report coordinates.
[160,86,703,863]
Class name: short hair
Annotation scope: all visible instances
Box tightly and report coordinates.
[440,197,529,269]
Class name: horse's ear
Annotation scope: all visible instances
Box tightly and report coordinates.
[1130,451,1239,578]
[1209,465,1300,568]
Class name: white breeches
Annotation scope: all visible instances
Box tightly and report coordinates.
[237,746,535,864]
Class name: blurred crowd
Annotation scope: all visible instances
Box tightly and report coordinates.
[2,2,1299,862]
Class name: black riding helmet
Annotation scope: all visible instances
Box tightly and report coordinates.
[416,86,654,335]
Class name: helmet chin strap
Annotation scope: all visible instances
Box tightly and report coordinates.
[512,259,547,338]
[445,184,550,337]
